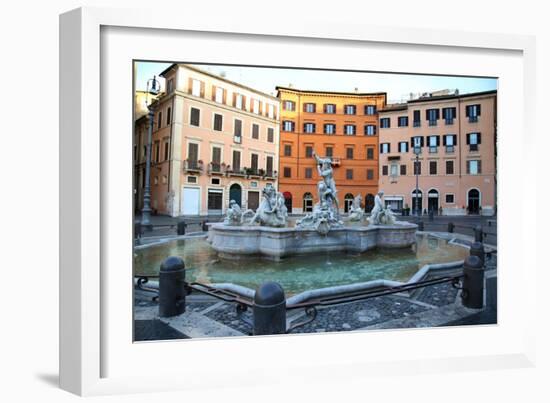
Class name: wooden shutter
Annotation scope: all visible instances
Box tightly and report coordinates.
[188,143,198,161]
[465,105,470,117]
[200,81,205,98]
[188,77,193,94]
[479,160,482,174]
[466,134,471,145]
[477,133,482,144]
[266,156,273,173]
[211,85,217,101]
[233,151,240,170]
[436,135,440,146]
[477,104,481,116]
[453,134,457,145]
[466,161,470,174]
[380,144,383,153]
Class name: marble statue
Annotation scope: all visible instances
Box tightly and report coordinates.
[368,190,397,225]
[248,185,288,227]
[223,200,253,225]
[348,194,364,221]
[296,151,343,233]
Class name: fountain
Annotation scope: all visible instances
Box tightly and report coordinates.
[208,151,418,260]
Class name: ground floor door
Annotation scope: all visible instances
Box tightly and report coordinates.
[229,184,242,207]
[428,196,439,214]
[467,189,480,214]
[248,191,260,211]
[207,190,223,215]
[181,187,200,215]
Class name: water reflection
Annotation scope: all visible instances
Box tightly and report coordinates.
[134,235,467,296]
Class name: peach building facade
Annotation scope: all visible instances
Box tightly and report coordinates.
[378,90,497,216]
[134,64,280,217]
[277,87,386,214]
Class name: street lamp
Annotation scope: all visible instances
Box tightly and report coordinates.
[140,76,160,231]
[413,146,421,218]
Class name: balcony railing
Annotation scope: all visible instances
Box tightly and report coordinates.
[208,162,223,175]
[428,120,437,126]
[445,145,455,153]
[469,144,479,152]
[183,159,203,173]
[429,146,438,154]
[413,121,421,127]
[469,116,479,123]
[445,118,454,125]
[227,167,246,177]
[265,170,277,179]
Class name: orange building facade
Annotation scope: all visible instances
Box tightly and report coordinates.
[276,87,386,214]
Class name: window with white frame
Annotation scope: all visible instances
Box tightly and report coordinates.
[215,87,224,103]
[283,121,295,132]
[324,124,336,134]
[380,143,390,154]
[412,136,423,148]
[324,104,336,114]
[390,164,398,176]
[191,79,202,97]
[304,103,316,113]
[364,125,376,136]
[344,105,356,115]
[365,105,376,115]
[467,160,481,175]
[284,100,295,111]
[428,135,439,152]
[344,124,356,135]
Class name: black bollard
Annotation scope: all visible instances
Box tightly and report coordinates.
[134,222,142,239]
[474,224,483,242]
[461,255,484,309]
[159,256,186,317]
[417,221,425,231]
[177,220,187,235]
[469,241,485,267]
[253,282,286,336]
[201,220,209,232]
[447,222,455,233]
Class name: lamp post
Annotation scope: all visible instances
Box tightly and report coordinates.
[140,76,160,231]
[413,146,421,218]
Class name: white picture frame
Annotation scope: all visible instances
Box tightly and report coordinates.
[60,7,537,396]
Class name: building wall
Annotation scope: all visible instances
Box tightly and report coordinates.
[135,64,280,217]
[277,88,386,213]
[378,91,497,216]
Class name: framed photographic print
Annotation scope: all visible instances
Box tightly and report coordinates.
[60,6,536,396]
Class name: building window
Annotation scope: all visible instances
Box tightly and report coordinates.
[305,146,313,158]
[367,169,374,180]
[235,94,244,109]
[187,176,197,184]
[215,87,225,104]
[266,156,274,176]
[429,161,437,175]
[467,160,482,175]
[325,146,333,157]
[398,116,409,127]
[344,124,356,135]
[234,119,242,138]
[251,153,259,172]
[414,161,421,175]
[324,104,336,114]
[284,144,292,157]
[400,164,407,175]
[426,108,440,126]
[283,167,291,177]
[283,100,296,111]
[167,79,174,93]
[267,128,274,143]
[268,104,275,119]
[304,123,316,133]
[346,147,354,159]
[166,107,171,125]
[158,111,162,129]
[232,150,241,171]
[466,104,481,122]
[444,134,457,153]
[428,135,439,153]
[380,143,390,154]
[346,169,353,180]
[164,141,169,160]
[443,107,456,124]
[213,113,223,131]
[365,105,376,115]
[303,193,314,212]
[364,125,376,136]
[304,103,316,113]
[380,118,391,128]
[211,178,221,185]
[399,142,409,153]
[344,105,356,115]
[191,79,202,97]
[366,147,374,160]
[467,132,481,151]
[283,121,295,132]
[382,165,388,176]
[305,167,312,179]
[154,141,160,162]
[390,164,398,176]
[190,108,200,126]
[252,123,260,139]
[413,110,421,127]
[446,160,454,175]
[324,124,336,134]
[445,194,455,203]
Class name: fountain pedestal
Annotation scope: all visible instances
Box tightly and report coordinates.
[207,221,418,261]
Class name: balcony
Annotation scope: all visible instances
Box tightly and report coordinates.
[265,170,277,179]
[245,168,262,178]
[208,162,224,175]
[329,157,341,166]
[428,120,437,127]
[445,118,454,125]
[429,146,438,154]
[469,116,479,123]
[183,159,203,173]
[469,144,479,152]
[227,167,246,177]
[445,145,455,154]
[413,121,421,127]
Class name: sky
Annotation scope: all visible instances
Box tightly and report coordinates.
[135,61,497,104]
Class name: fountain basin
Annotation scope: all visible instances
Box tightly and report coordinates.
[207,221,418,260]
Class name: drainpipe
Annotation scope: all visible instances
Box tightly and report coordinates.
[167,94,174,215]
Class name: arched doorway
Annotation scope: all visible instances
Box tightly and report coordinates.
[229,183,242,207]
[303,192,313,213]
[365,193,375,213]
[467,189,480,215]
[412,189,423,215]
[428,189,439,214]
[283,191,293,213]
[344,193,354,213]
